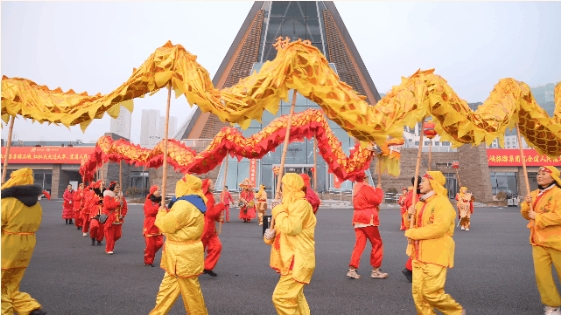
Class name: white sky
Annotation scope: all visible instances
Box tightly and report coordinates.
[2,1,560,144]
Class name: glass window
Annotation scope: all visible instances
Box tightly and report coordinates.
[287,2,303,17]
[235,160,250,192]
[282,18,294,36]
[270,2,287,18]
[442,141,450,146]
[293,18,306,40]
[304,2,318,18]
[34,173,44,189]
[44,174,52,192]
[260,163,273,195]
[284,141,307,164]
[242,127,261,138]
[435,141,440,146]
[307,18,322,42]
[266,18,283,42]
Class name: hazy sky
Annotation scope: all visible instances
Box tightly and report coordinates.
[2,1,560,144]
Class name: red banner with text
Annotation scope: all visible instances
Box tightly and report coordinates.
[249,159,257,187]
[1,146,95,164]
[486,149,561,166]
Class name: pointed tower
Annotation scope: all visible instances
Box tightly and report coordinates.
[177,1,381,194]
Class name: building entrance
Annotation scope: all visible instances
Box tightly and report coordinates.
[273,164,317,193]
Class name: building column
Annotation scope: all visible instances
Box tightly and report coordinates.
[51,164,62,198]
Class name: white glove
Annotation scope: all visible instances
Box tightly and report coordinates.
[264,228,276,240]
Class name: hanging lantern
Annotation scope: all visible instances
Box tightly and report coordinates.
[452,161,460,170]
[310,167,315,173]
[423,122,437,139]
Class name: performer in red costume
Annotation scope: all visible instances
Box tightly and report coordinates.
[143,185,163,267]
[88,181,105,246]
[346,173,388,279]
[300,173,320,215]
[398,187,408,230]
[238,178,256,223]
[103,181,128,255]
[73,183,84,230]
[402,177,421,282]
[81,184,94,237]
[201,179,224,277]
[62,184,74,225]
[220,185,234,223]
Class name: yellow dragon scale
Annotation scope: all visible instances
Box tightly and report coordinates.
[2,40,560,157]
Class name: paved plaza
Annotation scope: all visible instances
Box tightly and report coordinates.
[22,200,548,314]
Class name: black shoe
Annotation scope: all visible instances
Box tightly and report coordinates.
[77,226,81,230]
[402,268,412,283]
[204,269,217,277]
[91,238,95,246]
[65,219,68,225]
[97,241,102,246]
[30,309,47,315]
[69,219,73,224]
[145,264,155,267]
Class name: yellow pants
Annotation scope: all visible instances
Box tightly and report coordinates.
[149,273,208,315]
[258,210,266,225]
[532,245,561,307]
[272,273,310,315]
[412,260,463,315]
[1,268,42,315]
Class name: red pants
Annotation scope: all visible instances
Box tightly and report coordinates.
[349,225,384,269]
[82,214,90,234]
[223,205,230,222]
[144,235,163,265]
[405,257,412,271]
[89,219,105,242]
[104,223,122,253]
[74,211,83,228]
[202,234,222,271]
[400,208,407,230]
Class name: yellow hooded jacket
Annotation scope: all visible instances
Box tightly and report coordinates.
[265,174,316,284]
[404,171,456,268]
[1,169,43,270]
[521,186,561,251]
[155,174,207,278]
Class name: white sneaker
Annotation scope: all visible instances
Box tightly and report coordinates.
[107,251,113,255]
[371,268,388,279]
[461,226,465,230]
[465,228,469,231]
[545,306,561,315]
[347,269,361,279]
[82,233,87,237]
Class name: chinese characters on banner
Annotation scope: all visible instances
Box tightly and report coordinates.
[486,149,561,166]
[249,159,257,187]
[1,146,95,164]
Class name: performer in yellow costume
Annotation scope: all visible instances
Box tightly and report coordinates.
[455,187,474,231]
[256,184,268,226]
[264,173,317,315]
[149,174,209,315]
[1,168,47,315]
[405,171,465,315]
[521,166,561,315]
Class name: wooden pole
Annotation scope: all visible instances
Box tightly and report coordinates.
[1,116,15,184]
[428,139,433,171]
[274,89,297,200]
[119,160,123,194]
[409,120,426,231]
[313,137,317,192]
[456,169,462,188]
[272,89,298,229]
[218,157,228,235]
[161,83,172,207]
[516,123,533,212]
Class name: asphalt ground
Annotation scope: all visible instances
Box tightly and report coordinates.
[18,201,554,315]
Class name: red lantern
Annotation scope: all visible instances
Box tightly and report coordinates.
[310,167,315,173]
[452,161,460,169]
[423,122,437,139]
